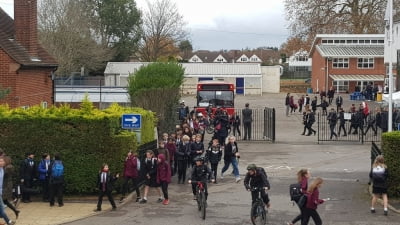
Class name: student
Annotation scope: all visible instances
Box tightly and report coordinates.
[327,108,337,139]
[49,153,65,207]
[140,150,163,203]
[165,137,176,175]
[20,152,36,203]
[95,163,118,211]
[156,154,171,205]
[370,155,389,215]
[3,156,19,219]
[190,134,204,166]
[176,135,191,184]
[120,150,141,203]
[287,169,310,225]
[0,157,16,225]
[301,177,328,225]
[221,135,241,182]
[38,153,51,202]
[205,138,222,183]
[232,114,241,137]
[244,164,270,208]
[188,156,214,200]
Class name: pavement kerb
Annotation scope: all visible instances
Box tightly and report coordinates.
[368,185,400,214]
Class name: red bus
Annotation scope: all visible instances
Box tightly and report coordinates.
[195,81,235,116]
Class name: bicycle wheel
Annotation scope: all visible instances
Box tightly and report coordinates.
[250,202,266,225]
[200,191,206,220]
[206,124,214,134]
[197,192,202,211]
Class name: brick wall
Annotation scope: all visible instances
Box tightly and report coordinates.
[0,49,53,108]
[311,50,326,92]
[14,0,38,57]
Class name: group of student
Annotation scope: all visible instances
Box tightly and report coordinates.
[286,155,390,225]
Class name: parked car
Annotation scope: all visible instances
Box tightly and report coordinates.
[304,78,311,84]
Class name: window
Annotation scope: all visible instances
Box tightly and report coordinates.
[358,58,374,69]
[332,58,349,68]
[333,81,349,92]
[240,57,248,62]
[42,101,48,109]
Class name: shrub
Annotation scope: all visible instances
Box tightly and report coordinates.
[0,102,156,194]
[381,131,400,197]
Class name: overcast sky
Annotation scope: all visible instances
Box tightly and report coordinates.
[0,0,289,51]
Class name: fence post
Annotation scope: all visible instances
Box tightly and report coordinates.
[317,113,320,144]
[272,108,276,143]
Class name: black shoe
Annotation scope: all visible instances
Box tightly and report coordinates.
[139,199,147,204]
[59,203,64,207]
[50,203,54,207]
[94,208,101,212]
[306,133,312,136]
[157,198,163,203]
[384,210,388,216]
[112,207,117,211]
[343,134,347,137]
[136,197,140,202]
[15,210,20,219]
[23,200,30,203]
[301,133,305,135]
[314,131,316,136]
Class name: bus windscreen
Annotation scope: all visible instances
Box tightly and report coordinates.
[197,90,234,107]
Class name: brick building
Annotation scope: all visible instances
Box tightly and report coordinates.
[0,0,58,108]
[309,34,385,94]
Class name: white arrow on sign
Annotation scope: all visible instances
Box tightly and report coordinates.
[125,116,138,124]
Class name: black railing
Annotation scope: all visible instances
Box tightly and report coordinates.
[317,112,382,144]
[233,107,275,142]
[371,141,382,167]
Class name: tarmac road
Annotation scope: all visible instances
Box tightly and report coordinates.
[64,93,400,225]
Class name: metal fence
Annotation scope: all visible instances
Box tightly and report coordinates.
[370,141,382,167]
[233,107,275,142]
[317,113,382,144]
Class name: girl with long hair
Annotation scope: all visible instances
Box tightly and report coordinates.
[370,155,389,215]
[301,177,327,225]
[287,169,310,225]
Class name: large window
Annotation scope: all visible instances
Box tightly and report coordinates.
[357,58,374,69]
[332,58,349,68]
[197,91,234,107]
[333,81,349,92]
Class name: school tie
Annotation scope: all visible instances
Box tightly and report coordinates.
[102,173,106,191]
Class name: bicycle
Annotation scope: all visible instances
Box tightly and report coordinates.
[250,187,268,225]
[190,180,207,220]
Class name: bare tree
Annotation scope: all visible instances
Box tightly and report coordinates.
[38,0,113,76]
[138,0,188,61]
[284,0,389,40]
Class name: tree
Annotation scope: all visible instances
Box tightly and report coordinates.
[280,36,313,57]
[138,0,188,61]
[179,40,193,60]
[127,62,184,133]
[86,0,143,62]
[284,0,388,40]
[38,0,113,75]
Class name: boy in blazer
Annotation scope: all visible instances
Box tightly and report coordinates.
[95,163,119,211]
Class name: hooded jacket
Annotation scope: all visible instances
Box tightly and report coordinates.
[156,154,171,184]
[123,155,140,178]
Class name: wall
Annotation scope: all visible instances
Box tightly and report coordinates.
[0,49,17,107]
[311,50,326,93]
[261,66,280,93]
[16,68,53,107]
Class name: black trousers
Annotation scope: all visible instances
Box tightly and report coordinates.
[307,123,316,134]
[160,181,169,199]
[40,178,50,201]
[121,177,140,198]
[177,160,187,182]
[251,188,269,205]
[243,122,252,140]
[210,163,218,181]
[364,124,377,135]
[233,125,241,137]
[192,182,208,200]
[291,205,305,224]
[329,123,337,139]
[22,178,33,201]
[49,182,64,205]
[338,123,346,136]
[173,159,178,175]
[97,189,116,210]
[301,208,322,225]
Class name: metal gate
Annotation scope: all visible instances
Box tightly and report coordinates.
[317,112,381,144]
[233,107,275,142]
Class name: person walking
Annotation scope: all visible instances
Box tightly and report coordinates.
[327,86,335,105]
[285,93,290,116]
[370,155,389,215]
[364,112,377,136]
[300,111,308,135]
[301,177,328,225]
[19,152,36,203]
[311,96,317,113]
[221,136,241,182]
[95,163,118,211]
[298,95,304,113]
[120,150,141,203]
[48,153,65,207]
[242,103,253,140]
[0,157,16,225]
[205,138,222,183]
[327,108,338,139]
[38,153,51,202]
[176,135,191,184]
[337,108,347,137]
[232,114,241,137]
[139,150,163,203]
[306,109,316,136]
[3,156,20,219]
[156,154,171,205]
[287,169,310,225]
[335,95,343,112]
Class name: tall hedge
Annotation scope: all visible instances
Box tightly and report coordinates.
[0,101,156,194]
[381,131,400,197]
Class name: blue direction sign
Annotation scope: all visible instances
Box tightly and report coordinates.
[122,114,141,129]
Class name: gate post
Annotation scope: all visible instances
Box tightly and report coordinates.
[317,113,320,144]
[272,108,276,143]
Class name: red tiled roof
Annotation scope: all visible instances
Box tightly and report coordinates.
[0,7,57,68]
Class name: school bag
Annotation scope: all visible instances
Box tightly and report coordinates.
[289,183,303,202]
[51,160,64,178]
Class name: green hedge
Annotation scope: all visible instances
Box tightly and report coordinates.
[0,101,156,194]
[382,131,400,197]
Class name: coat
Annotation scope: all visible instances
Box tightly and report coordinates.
[20,157,37,180]
[224,141,239,160]
[38,159,51,181]
[123,156,140,178]
[156,154,171,184]
[97,171,117,192]
[242,108,253,123]
[3,165,14,200]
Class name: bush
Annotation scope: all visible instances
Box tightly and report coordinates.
[381,131,400,197]
[0,101,156,194]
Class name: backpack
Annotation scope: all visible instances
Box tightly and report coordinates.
[289,183,303,202]
[51,160,64,178]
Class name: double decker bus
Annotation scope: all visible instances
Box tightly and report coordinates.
[195,81,235,116]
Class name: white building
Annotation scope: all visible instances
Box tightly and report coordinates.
[104,62,280,95]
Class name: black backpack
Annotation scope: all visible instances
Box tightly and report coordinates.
[289,183,303,202]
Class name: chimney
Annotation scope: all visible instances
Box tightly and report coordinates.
[14,0,38,57]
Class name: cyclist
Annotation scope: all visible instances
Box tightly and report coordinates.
[244,164,271,208]
[188,156,215,200]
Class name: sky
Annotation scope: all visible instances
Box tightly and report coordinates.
[0,0,289,51]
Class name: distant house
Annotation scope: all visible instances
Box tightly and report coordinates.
[310,34,385,93]
[0,0,58,108]
[288,50,312,72]
[187,49,280,65]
